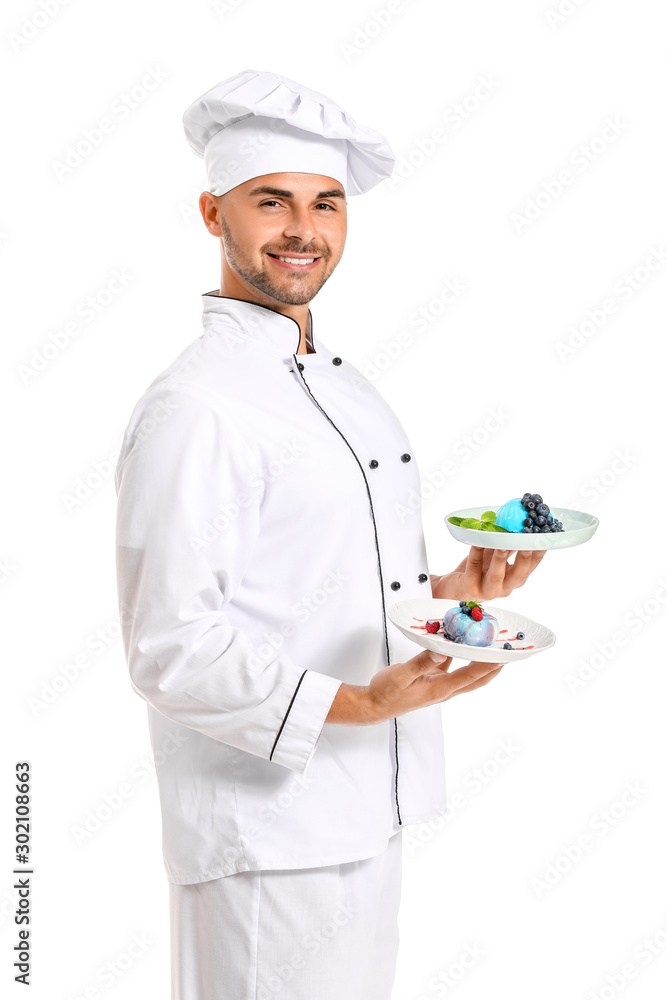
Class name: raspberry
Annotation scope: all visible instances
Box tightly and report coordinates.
[425,619,440,633]
[471,606,483,622]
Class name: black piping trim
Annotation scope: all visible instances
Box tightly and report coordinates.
[269,669,308,761]
[293,362,402,825]
[203,291,313,356]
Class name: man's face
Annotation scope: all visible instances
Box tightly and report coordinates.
[205,173,347,306]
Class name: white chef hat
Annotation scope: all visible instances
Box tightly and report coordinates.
[182,69,395,197]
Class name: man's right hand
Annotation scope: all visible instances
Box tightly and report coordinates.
[325,649,504,725]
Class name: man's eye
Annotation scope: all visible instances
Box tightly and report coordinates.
[259,201,335,209]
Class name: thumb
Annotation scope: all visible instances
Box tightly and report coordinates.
[425,649,452,668]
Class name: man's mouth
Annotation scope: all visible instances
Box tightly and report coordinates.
[267,253,322,271]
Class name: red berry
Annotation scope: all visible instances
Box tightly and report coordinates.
[425,619,440,634]
[470,606,483,622]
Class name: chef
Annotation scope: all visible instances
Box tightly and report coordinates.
[114,69,545,1000]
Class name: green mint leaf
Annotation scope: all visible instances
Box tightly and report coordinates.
[460,518,481,529]
[480,510,496,523]
[448,516,464,525]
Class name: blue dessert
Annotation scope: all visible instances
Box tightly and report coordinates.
[443,601,499,647]
[495,493,564,534]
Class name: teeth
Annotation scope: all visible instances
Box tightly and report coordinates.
[276,256,316,265]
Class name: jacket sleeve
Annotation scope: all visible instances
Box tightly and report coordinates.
[114,381,343,774]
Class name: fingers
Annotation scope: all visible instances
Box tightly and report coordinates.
[481,549,512,593]
[432,659,504,696]
[453,664,504,695]
[427,649,452,667]
[504,548,546,589]
[404,648,452,680]
[461,545,484,594]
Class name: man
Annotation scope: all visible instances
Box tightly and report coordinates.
[114,69,544,1000]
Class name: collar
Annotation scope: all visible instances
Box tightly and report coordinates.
[201,291,334,363]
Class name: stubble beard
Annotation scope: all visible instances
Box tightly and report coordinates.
[219,214,336,306]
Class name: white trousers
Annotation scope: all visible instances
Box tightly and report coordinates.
[169,830,403,1000]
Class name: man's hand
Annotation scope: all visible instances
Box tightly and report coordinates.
[365,648,504,724]
[431,545,546,602]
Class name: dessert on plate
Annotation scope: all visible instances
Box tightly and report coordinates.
[421,601,530,650]
[448,492,564,535]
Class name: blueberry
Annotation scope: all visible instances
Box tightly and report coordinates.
[521,527,532,533]
[536,515,546,526]
[503,642,513,650]
[531,494,543,504]
[540,525,550,532]
[516,631,525,640]
[524,518,532,527]
[536,503,549,516]
[546,514,554,524]
[459,600,467,607]
[524,500,536,511]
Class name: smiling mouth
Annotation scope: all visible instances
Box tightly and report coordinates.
[267,253,322,270]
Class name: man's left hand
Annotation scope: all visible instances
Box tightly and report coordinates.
[431,546,546,602]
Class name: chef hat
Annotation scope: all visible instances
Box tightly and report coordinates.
[182,69,395,197]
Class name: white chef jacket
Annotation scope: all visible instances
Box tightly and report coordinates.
[114,292,448,885]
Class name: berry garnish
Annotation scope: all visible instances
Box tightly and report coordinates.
[518,493,564,532]
[471,606,483,621]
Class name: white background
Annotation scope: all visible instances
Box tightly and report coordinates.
[2,1,666,998]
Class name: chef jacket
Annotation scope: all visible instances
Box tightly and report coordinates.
[114,292,448,885]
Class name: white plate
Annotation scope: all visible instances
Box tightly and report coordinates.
[445,505,599,550]
[388,599,556,663]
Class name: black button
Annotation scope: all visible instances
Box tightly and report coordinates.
[369,459,379,469]
[390,581,401,591]
[401,453,411,463]
[418,573,428,583]
[332,357,342,366]
[297,362,304,371]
